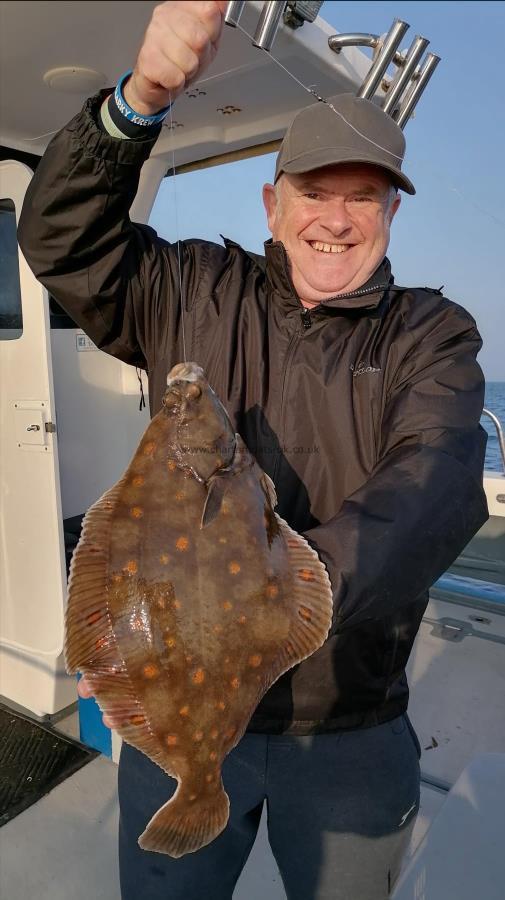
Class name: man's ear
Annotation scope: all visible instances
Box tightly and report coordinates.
[389,192,401,224]
[262,183,277,234]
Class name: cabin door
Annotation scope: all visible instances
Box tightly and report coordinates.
[0,160,67,677]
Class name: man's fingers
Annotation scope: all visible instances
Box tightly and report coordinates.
[77,675,94,699]
[77,676,118,730]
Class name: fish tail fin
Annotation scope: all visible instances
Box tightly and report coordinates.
[138,781,230,857]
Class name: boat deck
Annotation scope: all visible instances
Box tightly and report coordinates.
[0,709,446,900]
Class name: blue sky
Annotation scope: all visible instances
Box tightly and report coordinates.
[150,1,505,380]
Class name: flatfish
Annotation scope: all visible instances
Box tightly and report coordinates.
[65,362,332,857]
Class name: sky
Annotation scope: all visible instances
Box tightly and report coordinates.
[150,1,505,380]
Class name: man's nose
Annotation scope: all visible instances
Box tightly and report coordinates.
[319,198,353,236]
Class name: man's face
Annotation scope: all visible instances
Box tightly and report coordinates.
[262,163,401,306]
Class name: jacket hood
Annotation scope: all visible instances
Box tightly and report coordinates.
[263,238,393,312]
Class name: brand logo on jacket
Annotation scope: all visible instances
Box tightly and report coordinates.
[350,362,381,377]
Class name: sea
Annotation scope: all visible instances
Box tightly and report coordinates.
[483,382,505,474]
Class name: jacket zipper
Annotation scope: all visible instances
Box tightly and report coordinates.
[272,328,301,482]
[321,281,390,305]
[301,309,312,329]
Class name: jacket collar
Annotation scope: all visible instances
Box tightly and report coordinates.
[264,239,393,312]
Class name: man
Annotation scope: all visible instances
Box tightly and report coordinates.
[18,3,488,899]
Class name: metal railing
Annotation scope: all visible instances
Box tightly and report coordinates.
[482,408,505,474]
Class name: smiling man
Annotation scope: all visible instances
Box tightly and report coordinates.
[17,3,488,900]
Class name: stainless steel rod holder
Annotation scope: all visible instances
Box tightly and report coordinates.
[253,1,287,52]
[382,35,430,115]
[224,1,246,27]
[395,53,441,128]
[357,19,409,99]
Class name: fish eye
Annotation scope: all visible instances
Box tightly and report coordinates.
[186,383,202,401]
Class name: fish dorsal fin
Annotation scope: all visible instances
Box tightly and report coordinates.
[201,476,228,529]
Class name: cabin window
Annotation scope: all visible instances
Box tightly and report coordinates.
[149,152,277,252]
[0,198,22,340]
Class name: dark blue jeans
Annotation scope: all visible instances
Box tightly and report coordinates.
[118,714,421,900]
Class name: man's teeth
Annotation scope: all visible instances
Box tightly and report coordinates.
[309,241,350,254]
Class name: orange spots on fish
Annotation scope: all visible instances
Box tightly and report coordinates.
[130,714,146,726]
[130,506,144,519]
[179,706,190,717]
[189,794,198,802]
[222,601,233,611]
[218,537,227,544]
[205,773,214,783]
[143,663,159,680]
[217,701,226,711]
[213,624,223,634]
[164,636,176,649]
[248,654,262,668]
[209,751,218,762]
[175,490,185,501]
[298,605,312,622]
[210,728,219,740]
[132,475,145,487]
[228,561,241,575]
[238,615,247,624]
[221,502,230,516]
[167,459,177,472]
[159,553,170,566]
[230,677,240,690]
[166,734,178,747]
[193,731,204,742]
[124,560,138,576]
[176,536,189,552]
[143,441,156,457]
[298,568,315,582]
[192,668,205,685]
[86,610,102,626]
[266,583,279,599]
[173,599,182,610]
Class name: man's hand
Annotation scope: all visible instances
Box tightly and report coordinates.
[77,674,114,729]
[124,1,228,116]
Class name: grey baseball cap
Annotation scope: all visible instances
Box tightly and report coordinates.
[275,93,415,195]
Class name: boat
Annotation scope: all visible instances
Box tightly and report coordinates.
[1,2,504,897]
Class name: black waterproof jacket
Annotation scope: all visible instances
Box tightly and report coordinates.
[18,92,489,734]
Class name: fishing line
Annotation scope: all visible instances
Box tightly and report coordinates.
[168,91,188,363]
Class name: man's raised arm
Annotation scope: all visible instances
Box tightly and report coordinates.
[17,1,227,368]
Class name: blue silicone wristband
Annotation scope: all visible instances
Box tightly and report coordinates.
[114,70,172,126]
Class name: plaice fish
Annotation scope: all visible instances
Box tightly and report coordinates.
[65,362,333,857]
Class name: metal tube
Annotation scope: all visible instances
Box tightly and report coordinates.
[357,19,409,100]
[482,409,505,474]
[224,1,246,27]
[253,1,287,52]
[382,35,430,115]
[395,53,441,128]
[328,33,406,67]
[328,33,379,53]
